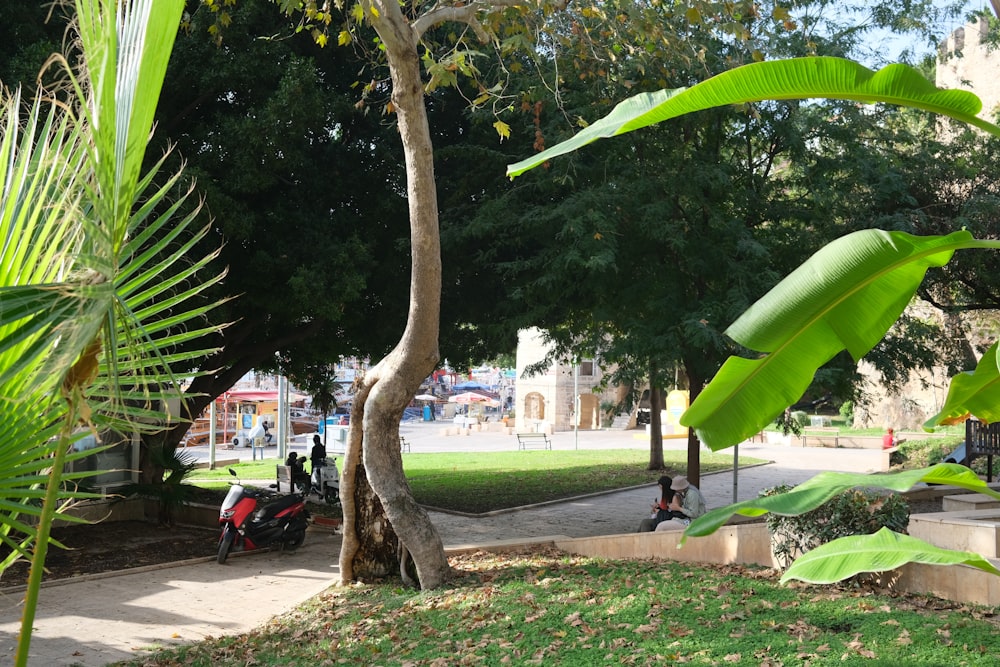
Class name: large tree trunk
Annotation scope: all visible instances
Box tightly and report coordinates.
[647,360,664,470]
[338,0,452,589]
[684,358,705,487]
[339,383,399,581]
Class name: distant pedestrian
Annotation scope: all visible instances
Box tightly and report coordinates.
[311,434,327,468]
[310,434,328,490]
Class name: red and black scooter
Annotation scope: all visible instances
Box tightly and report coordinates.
[217,468,310,564]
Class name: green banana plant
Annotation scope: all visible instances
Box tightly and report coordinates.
[682,229,1000,449]
[506,56,1000,585]
[0,1,225,663]
[925,340,1000,427]
[781,527,1000,584]
[684,463,1000,538]
[507,57,1000,179]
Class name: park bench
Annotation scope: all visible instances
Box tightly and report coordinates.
[516,432,551,450]
[880,446,899,472]
[400,436,411,453]
[275,464,294,493]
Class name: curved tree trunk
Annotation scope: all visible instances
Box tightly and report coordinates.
[338,0,452,589]
[339,382,399,581]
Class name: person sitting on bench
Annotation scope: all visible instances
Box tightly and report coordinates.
[285,452,309,493]
[637,476,684,532]
[655,476,707,531]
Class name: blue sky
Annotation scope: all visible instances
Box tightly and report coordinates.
[873,0,990,63]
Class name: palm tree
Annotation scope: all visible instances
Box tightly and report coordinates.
[0,1,223,663]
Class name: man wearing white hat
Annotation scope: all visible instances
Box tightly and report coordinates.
[654,476,707,531]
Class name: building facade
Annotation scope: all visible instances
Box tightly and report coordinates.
[514,328,620,433]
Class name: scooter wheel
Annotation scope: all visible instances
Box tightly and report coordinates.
[217,528,235,564]
[284,529,306,550]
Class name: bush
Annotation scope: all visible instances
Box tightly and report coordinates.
[762,484,911,570]
[894,436,963,470]
[838,400,854,423]
[790,410,810,428]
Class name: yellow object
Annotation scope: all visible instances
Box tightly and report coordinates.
[664,390,690,437]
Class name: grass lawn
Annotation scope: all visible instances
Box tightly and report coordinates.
[188,449,762,513]
[116,548,1000,666]
[134,439,999,665]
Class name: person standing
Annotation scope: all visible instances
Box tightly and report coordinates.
[310,434,327,488]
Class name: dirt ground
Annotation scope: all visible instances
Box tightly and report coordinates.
[0,520,219,588]
[0,486,340,589]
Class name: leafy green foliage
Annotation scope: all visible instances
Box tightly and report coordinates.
[78,0,434,460]
[119,448,200,525]
[0,1,225,660]
[790,411,810,428]
[507,57,1000,178]
[505,55,1000,448]
[683,229,993,449]
[927,340,1000,427]
[684,463,1000,539]
[762,484,910,570]
[892,435,963,469]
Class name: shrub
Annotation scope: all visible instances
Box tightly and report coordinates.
[762,484,910,570]
[894,436,963,470]
[790,410,810,428]
[838,400,854,423]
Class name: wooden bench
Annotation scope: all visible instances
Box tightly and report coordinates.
[276,465,294,493]
[516,432,551,450]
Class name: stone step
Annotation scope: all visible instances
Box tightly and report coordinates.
[609,414,632,430]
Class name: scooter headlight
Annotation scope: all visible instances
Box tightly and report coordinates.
[221,509,236,520]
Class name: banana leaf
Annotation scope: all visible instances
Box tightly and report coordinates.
[507,57,1000,179]
[681,230,996,449]
[683,463,997,540]
[780,527,1000,584]
[925,340,1000,427]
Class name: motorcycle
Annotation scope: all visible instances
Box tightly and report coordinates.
[217,468,310,564]
[310,457,341,506]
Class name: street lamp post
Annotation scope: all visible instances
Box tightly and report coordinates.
[573,361,579,450]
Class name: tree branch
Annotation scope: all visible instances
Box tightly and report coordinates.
[411,0,527,42]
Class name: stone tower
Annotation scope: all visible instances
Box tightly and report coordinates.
[936,19,1000,121]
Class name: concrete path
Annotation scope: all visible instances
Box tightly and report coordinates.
[0,424,887,666]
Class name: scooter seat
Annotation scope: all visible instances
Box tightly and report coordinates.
[254,493,303,522]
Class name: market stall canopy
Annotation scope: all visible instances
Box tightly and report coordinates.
[216,390,307,403]
[414,394,440,401]
[448,391,499,406]
[453,381,492,391]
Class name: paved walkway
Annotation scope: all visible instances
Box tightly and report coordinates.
[0,424,888,666]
